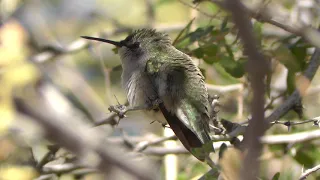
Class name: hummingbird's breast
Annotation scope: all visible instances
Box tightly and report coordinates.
[122,70,158,108]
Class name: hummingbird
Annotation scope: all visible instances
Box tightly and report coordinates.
[81,29,215,162]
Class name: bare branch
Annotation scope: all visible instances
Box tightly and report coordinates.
[134,135,177,152]
[224,1,269,180]
[266,48,320,123]
[143,140,231,156]
[178,0,221,18]
[202,0,320,52]
[299,164,320,180]
[14,83,155,180]
[206,0,301,36]
[42,163,85,174]
[197,168,220,180]
[261,129,320,144]
[206,83,243,93]
[271,118,320,127]
[93,112,118,126]
[143,146,188,156]
[36,145,60,171]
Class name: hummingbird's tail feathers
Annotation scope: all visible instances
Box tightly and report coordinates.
[159,103,211,161]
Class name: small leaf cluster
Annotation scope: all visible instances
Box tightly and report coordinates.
[173,18,247,79]
[173,19,312,98]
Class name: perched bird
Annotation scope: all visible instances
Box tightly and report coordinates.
[81,29,214,162]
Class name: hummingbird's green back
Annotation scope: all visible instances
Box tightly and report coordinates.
[144,38,213,160]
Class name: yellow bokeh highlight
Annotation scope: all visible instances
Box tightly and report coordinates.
[0,166,37,180]
[0,20,39,135]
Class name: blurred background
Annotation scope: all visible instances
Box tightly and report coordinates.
[1,0,320,179]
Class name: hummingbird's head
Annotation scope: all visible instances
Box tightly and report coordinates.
[81,29,171,67]
[119,29,172,50]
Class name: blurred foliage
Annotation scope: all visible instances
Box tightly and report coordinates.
[0,166,37,180]
[0,20,39,135]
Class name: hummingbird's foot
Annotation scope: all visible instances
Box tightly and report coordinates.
[149,99,162,110]
[210,124,226,135]
[150,120,170,128]
[108,104,128,118]
[162,124,171,129]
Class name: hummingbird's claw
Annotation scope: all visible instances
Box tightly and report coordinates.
[162,124,171,129]
[108,104,128,118]
[148,99,162,110]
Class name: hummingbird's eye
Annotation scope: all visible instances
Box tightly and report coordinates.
[127,42,140,49]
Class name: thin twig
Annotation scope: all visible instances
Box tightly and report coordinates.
[178,0,221,18]
[207,0,301,35]
[94,112,118,126]
[36,145,60,171]
[205,0,320,52]
[198,168,220,180]
[299,164,320,180]
[264,92,286,111]
[261,129,320,144]
[271,118,319,126]
[206,83,243,93]
[42,163,85,174]
[134,135,177,152]
[143,140,231,156]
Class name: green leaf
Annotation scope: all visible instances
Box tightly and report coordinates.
[219,56,246,78]
[189,26,214,42]
[224,44,234,59]
[265,56,272,97]
[220,16,229,31]
[219,143,228,159]
[112,64,122,71]
[112,47,118,54]
[253,22,263,45]
[206,1,219,13]
[288,39,308,71]
[271,172,280,180]
[235,58,247,77]
[274,45,300,72]
[286,71,296,95]
[173,18,195,46]
[203,56,217,64]
[192,48,204,58]
[290,45,307,62]
[211,29,220,36]
[213,63,240,83]
[203,44,219,56]
[274,37,309,73]
[269,144,286,157]
[266,66,272,98]
[201,44,219,64]
[175,26,216,51]
[209,29,228,43]
[294,144,318,168]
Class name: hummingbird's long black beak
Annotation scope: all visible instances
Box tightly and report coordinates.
[81,36,123,47]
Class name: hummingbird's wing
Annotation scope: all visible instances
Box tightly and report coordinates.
[146,52,213,161]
